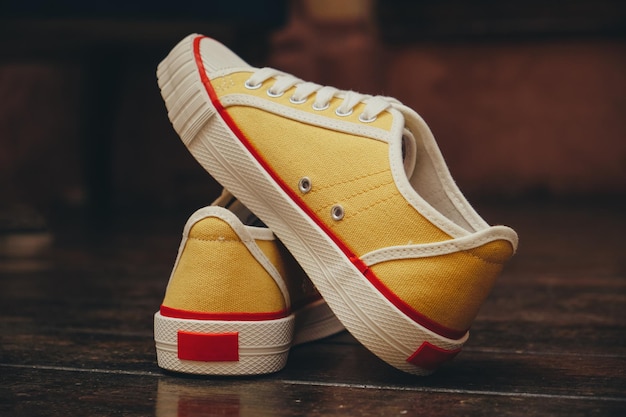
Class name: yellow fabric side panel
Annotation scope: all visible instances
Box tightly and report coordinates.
[370,239,514,332]
[162,218,286,313]
[225,106,451,255]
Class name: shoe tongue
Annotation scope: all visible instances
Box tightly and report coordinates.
[401,128,418,179]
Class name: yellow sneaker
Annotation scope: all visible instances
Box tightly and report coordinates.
[154,190,344,375]
[157,35,519,375]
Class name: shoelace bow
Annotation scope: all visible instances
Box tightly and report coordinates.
[245,67,397,122]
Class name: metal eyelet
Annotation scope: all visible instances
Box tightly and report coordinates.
[290,96,308,105]
[244,80,263,90]
[267,89,284,98]
[312,102,330,111]
[331,204,344,221]
[358,113,377,123]
[298,177,312,193]
[335,108,353,117]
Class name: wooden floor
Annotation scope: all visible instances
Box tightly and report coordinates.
[1,199,625,416]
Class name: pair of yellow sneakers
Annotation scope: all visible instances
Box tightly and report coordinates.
[153,35,518,376]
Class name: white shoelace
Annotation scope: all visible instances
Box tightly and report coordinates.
[245,67,395,122]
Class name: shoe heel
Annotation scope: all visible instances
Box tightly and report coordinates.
[154,312,294,375]
[157,34,216,146]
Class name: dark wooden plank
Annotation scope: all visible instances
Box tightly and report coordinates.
[2,367,625,417]
[2,325,624,400]
[284,338,626,398]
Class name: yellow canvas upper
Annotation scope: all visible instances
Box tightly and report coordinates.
[162,216,286,314]
[212,72,395,131]
[225,106,452,254]
[370,239,513,332]
[207,71,516,332]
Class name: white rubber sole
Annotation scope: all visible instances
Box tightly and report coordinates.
[154,299,343,375]
[154,312,294,376]
[157,35,467,375]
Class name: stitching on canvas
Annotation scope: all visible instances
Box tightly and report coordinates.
[308,167,389,192]
[340,192,397,221]
[187,236,242,243]
[313,178,395,212]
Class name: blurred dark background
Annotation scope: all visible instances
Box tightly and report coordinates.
[1,0,625,234]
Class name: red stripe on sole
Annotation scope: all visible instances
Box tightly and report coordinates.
[161,305,289,322]
[192,35,467,341]
[406,341,461,371]
[178,331,239,362]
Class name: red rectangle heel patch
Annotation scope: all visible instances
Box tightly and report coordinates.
[177,331,239,362]
[407,341,460,370]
